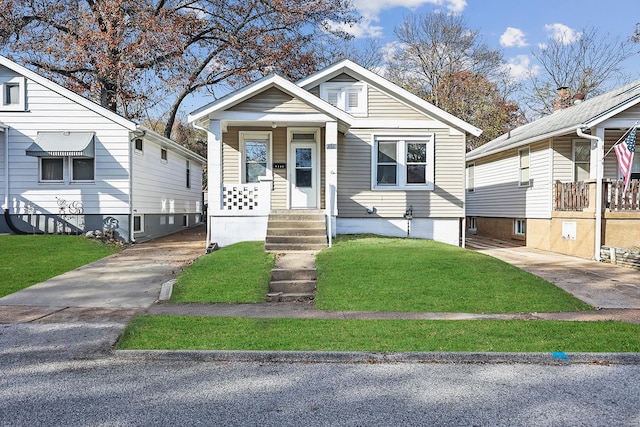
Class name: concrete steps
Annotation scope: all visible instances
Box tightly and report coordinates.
[267,252,318,303]
[265,210,328,252]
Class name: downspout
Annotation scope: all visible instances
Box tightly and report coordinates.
[192,122,211,250]
[129,132,135,243]
[576,127,603,261]
[3,126,8,212]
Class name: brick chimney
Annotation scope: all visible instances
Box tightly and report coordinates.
[553,86,573,111]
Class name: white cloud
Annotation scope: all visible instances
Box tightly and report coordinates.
[504,55,538,81]
[544,23,581,44]
[342,0,467,38]
[500,27,528,48]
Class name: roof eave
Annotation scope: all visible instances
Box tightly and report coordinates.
[137,125,206,164]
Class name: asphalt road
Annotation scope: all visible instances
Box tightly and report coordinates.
[1,353,640,426]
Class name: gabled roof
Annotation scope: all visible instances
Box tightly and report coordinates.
[297,59,482,137]
[0,55,136,130]
[467,80,640,161]
[0,55,205,165]
[188,73,355,126]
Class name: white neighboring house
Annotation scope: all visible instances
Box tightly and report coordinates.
[0,55,206,242]
[189,59,481,248]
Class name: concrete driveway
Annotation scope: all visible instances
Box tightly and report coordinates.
[466,236,640,309]
[0,225,206,324]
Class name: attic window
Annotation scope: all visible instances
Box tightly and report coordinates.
[320,82,367,117]
[1,76,26,111]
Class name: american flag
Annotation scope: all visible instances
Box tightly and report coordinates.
[614,127,636,193]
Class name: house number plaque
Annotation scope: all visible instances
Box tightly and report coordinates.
[273,163,286,169]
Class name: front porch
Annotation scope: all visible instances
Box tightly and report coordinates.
[550,179,640,256]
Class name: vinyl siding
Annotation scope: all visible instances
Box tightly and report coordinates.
[131,139,203,215]
[2,70,132,215]
[466,141,552,219]
[230,87,319,114]
[307,74,430,121]
[337,127,465,218]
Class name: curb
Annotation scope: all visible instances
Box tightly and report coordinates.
[113,350,640,365]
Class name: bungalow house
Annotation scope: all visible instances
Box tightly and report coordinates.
[188,59,482,250]
[466,83,640,260]
[0,55,206,242]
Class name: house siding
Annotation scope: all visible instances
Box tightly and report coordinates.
[2,75,131,216]
[229,87,318,114]
[467,141,551,219]
[131,139,203,215]
[337,127,465,218]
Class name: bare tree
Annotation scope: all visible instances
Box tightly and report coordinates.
[385,11,522,149]
[0,0,358,138]
[526,26,634,117]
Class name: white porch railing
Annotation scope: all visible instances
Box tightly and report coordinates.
[221,179,272,215]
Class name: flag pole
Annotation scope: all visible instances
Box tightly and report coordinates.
[604,120,639,158]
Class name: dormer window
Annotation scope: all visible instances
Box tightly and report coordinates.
[1,76,26,111]
[320,82,367,117]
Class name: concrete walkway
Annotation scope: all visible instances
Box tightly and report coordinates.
[0,225,207,324]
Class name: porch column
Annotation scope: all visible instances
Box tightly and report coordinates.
[208,119,223,212]
[325,121,338,233]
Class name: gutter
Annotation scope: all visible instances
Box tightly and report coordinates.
[576,127,603,261]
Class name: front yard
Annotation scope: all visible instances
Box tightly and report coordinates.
[117,236,640,352]
[0,234,119,298]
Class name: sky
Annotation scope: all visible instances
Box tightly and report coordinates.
[343,0,640,82]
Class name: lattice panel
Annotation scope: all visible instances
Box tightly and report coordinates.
[223,186,260,210]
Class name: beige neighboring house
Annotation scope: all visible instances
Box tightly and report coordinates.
[466,84,640,260]
[189,59,482,249]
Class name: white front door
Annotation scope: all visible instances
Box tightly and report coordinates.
[290,141,318,209]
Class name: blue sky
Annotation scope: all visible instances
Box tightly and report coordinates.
[345,0,640,81]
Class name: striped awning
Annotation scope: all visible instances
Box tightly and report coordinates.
[26,131,95,157]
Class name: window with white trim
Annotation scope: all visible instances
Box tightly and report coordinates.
[240,131,272,183]
[373,135,434,190]
[186,160,191,188]
[40,158,64,182]
[467,163,475,192]
[1,77,26,111]
[573,139,590,182]
[161,148,167,161]
[320,82,367,117]
[468,217,477,232]
[514,218,526,236]
[71,158,95,181]
[518,147,530,187]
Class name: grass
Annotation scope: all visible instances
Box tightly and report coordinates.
[0,234,119,297]
[117,316,640,352]
[314,235,592,313]
[117,235,635,353]
[170,241,275,303]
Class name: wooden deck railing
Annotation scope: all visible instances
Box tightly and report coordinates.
[605,179,640,212]
[553,179,640,212]
[553,181,589,211]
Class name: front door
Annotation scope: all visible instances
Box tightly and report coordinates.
[289,140,318,209]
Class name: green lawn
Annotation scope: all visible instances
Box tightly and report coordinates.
[117,236,636,353]
[0,235,120,297]
[314,235,591,313]
[170,241,275,302]
[117,316,640,352]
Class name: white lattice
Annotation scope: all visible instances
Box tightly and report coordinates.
[223,186,259,211]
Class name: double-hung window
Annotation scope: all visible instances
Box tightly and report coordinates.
[27,132,95,183]
[240,131,272,183]
[573,140,591,182]
[373,135,434,190]
[467,163,475,192]
[320,83,367,116]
